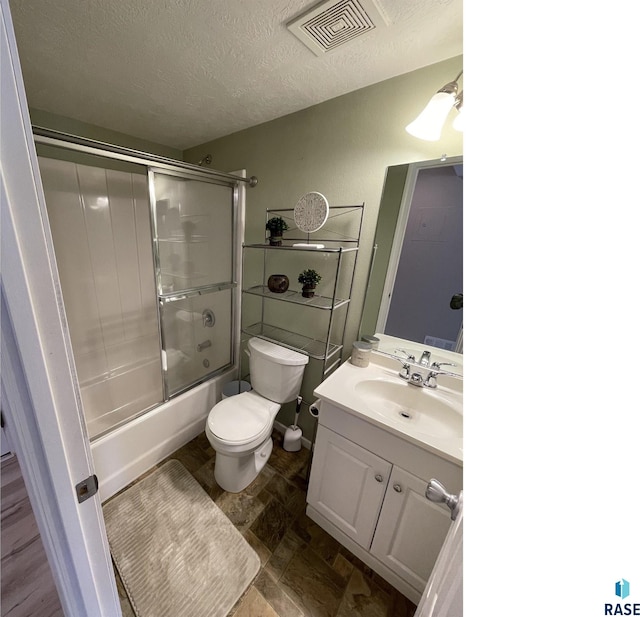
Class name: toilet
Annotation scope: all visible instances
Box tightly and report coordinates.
[205,337,309,492]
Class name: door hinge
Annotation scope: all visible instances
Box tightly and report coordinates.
[76,474,99,503]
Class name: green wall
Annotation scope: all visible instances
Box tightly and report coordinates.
[359,163,409,337]
[184,56,463,434]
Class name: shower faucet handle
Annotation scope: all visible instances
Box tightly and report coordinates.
[202,309,215,328]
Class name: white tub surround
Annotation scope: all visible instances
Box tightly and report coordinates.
[92,368,235,502]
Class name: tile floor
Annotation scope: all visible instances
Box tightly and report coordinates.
[109,429,417,617]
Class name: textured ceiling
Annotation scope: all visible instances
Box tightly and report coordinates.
[9,0,462,150]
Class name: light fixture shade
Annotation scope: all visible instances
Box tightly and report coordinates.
[406,91,456,141]
[452,91,463,132]
[453,107,463,132]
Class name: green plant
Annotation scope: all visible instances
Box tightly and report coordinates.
[298,269,322,286]
[265,216,289,235]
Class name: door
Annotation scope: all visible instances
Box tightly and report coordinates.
[1,1,121,614]
[150,170,236,397]
[307,426,391,549]
[370,466,453,594]
[416,490,463,617]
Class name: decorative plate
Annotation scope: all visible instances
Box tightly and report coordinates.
[293,192,329,233]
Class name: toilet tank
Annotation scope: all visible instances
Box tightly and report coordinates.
[247,338,309,403]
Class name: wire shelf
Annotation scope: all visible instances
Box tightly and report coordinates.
[243,285,349,310]
[242,322,343,360]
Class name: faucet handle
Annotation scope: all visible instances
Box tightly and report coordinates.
[398,363,411,380]
[394,349,416,362]
[431,361,457,370]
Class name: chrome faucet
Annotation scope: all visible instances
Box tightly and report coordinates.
[424,362,458,389]
[425,371,439,389]
[431,361,457,370]
[394,349,416,363]
[394,353,461,390]
[398,363,412,380]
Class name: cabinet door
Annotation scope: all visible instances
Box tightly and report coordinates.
[370,466,453,593]
[307,426,392,550]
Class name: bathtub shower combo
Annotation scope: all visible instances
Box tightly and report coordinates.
[35,129,253,500]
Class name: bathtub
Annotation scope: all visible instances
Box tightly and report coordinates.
[92,368,235,502]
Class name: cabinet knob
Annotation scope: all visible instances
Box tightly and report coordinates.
[393,484,402,493]
[375,474,384,483]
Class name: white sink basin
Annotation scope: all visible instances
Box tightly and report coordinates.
[313,344,463,464]
[354,378,462,439]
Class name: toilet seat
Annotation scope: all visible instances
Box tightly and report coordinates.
[207,391,279,447]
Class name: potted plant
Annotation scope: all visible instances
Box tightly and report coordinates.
[265,216,289,246]
[298,269,322,298]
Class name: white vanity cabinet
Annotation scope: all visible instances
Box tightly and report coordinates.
[370,465,454,592]
[306,400,462,604]
[307,426,392,550]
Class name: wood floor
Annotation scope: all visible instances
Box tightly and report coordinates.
[0,454,64,617]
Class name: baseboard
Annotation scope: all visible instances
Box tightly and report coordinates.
[274,420,312,450]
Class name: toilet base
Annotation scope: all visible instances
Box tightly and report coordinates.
[214,438,273,493]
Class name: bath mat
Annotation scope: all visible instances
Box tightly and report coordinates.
[103,459,260,617]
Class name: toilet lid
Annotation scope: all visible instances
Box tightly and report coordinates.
[208,392,279,444]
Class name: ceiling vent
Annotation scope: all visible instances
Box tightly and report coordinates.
[287,0,390,56]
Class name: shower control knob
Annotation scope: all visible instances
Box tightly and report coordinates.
[375,474,384,483]
[202,309,215,328]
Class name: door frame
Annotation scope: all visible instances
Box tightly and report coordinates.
[1,1,121,614]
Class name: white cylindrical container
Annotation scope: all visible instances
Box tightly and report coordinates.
[350,341,372,368]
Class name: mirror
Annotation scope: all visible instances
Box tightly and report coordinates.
[360,156,463,352]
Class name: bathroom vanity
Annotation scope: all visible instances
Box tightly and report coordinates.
[306,340,463,604]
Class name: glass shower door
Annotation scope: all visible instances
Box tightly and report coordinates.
[150,170,236,397]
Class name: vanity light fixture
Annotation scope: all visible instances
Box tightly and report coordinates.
[406,70,463,141]
[452,91,463,132]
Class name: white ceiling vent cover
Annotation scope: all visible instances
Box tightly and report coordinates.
[287,0,390,56]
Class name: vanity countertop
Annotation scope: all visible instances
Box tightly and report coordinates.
[313,344,463,466]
